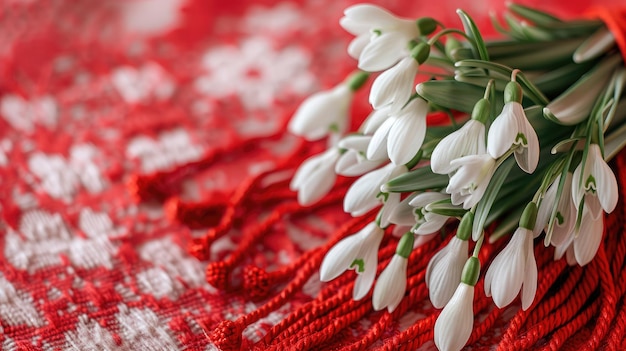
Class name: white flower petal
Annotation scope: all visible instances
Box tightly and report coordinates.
[485,227,529,308]
[353,227,384,300]
[369,57,418,111]
[387,98,428,165]
[335,150,384,177]
[574,206,603,266]
[434,283,474,351]
[513,115,540,173]
[431,120,486,175]
[319,235,360,281]
[288,85,353,141]
[426,237,468,308]
[521,238,537,310]
[372,254,408,312]
[339,17,369,36]
[343,163,406,216]
[388,195,419,227]
[343,4,402,28]
[347,34,371,59]
[379,192,401,228]
[358,32,408,72]
[367,117,395,160]
[590,144,618,213]
[290,149,340,206]
[362,106,391,135]
[487,102,523,159]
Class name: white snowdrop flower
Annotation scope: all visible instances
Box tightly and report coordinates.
[339,4,419,70]
[533,172,575,245]
[344,163,408,217]
[370,57,418,112]
[573,204,604,266]
[320,222,384,300]
[434,282,475,351]
[288,84,353,141]
[336,135,386,176]
[373,232,413,312]
[571,143,618,217]
[485,203,538,310]
[359,32,412,72]
[369,42,429,113]
[426,236,468,308]
[387,98,429,165]
[425,212,472,308]
[487,82,539,173]
[290,148,340,206]
[446,154,497,210]
[431,119,486,175]
[487,102,539,173]
[409,192,455,235]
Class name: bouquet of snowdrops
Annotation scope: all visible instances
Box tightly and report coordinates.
[287,3,626,351]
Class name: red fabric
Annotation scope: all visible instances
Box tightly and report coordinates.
[0,0,624,350]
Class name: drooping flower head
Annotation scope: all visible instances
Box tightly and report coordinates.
[290,148,340,206]
[431,99,488,175]
[425,212,472,308]
[484,202,538,310]
[487,81,540,174]
[446,153,497,210]
[373,231,414,312]
[434,256,480,351]
[320,222,385,300]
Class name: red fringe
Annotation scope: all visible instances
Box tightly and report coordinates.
[129,127,626,350]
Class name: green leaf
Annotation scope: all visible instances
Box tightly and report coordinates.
[384,166,449,193]
[425,198,467,217]
[417,80,491,113]
[472,158,515,240]
[455,60,550,105]
[456,9,489,61]
[507,3,562,27]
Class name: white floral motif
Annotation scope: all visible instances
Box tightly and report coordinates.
[115,305,179,350]
[196,36,316,110]
[65,315,117,350]
[0,94,58,132]
[5,209,118,272]
[126,129,204,173]
[0,274,44,327]
[111,62,176,104]
[28,144,106,201]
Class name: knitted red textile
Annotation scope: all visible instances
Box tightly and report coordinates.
[0,0,624,350]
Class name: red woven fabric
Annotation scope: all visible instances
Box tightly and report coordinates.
[0,0,624,350]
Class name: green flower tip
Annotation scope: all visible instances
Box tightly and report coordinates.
[411,42,431,64]
[519,201,538,230]
[461,256,481,286]
[417,17,438,36]
[456,211,474,241]
[396,232,415,258]
[504,81,523,104]
[471,98,490,124]
[347,71,370,91]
